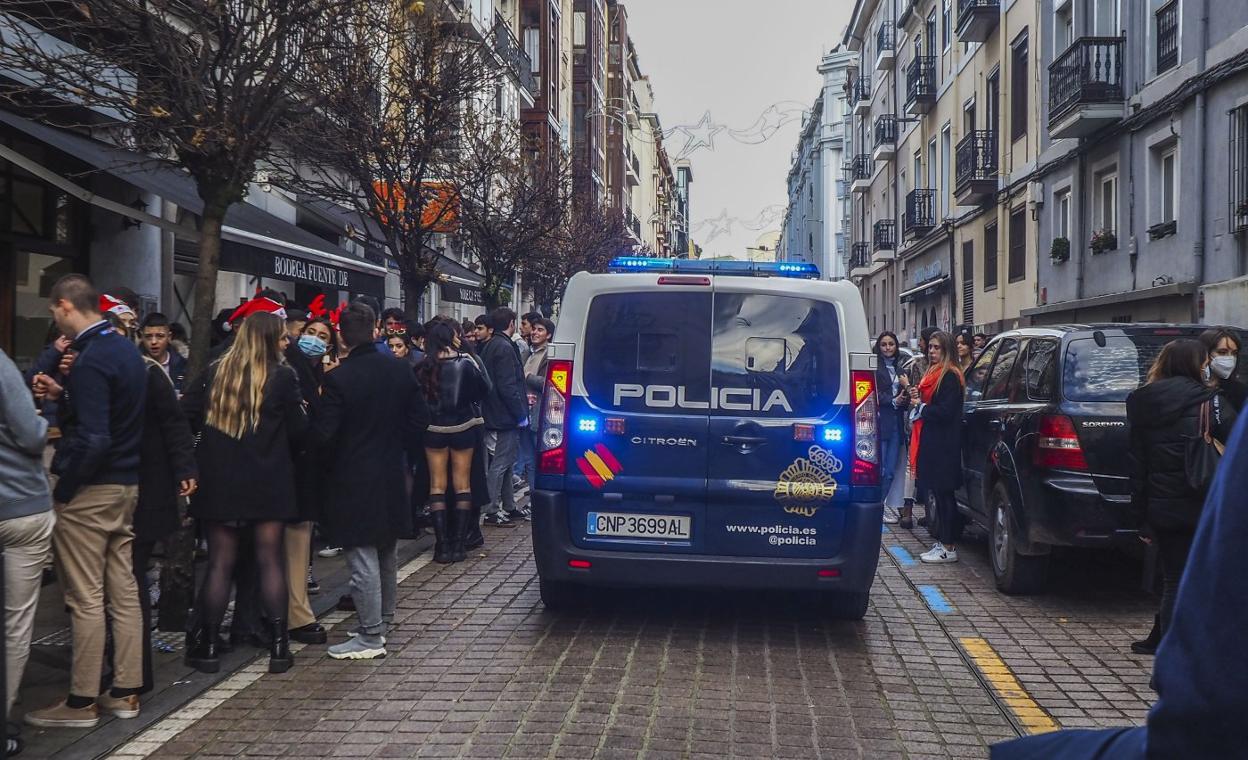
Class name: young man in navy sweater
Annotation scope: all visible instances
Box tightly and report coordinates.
[26,274,148,728]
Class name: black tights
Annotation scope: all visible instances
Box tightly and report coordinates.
[198,521,288,626]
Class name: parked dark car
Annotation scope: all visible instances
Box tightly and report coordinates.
[949,324,1245,594]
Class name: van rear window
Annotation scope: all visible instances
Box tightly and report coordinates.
[582,291,841,417]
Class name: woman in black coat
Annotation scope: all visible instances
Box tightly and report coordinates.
[181,312,308,675]
[909,331,965,564]
[133,357,198,692]
[1127,339,1232,643]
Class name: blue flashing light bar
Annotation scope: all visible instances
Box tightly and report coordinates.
[577,417,599,433]
[607,257,820,279]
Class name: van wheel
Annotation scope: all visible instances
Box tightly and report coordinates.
[819,591,870,621]
[989,484,1048,595]
[539,578,581,610]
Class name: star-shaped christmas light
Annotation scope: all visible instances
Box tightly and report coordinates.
[673,111,726,158]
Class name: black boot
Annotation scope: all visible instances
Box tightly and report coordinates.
[465,500,485,550]
[185,623,220,674]
[451,505,471,562]
[431,510,453,564]
[899,498,915,529]
[268,619,293,674]
[1132,614,1162,655]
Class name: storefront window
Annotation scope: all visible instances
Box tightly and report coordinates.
[11,250,75,370]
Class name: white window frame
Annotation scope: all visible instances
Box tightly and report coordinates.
[943,0,952,53]
[1094,0,1122,36]
[941,123,952,214]
[573,11,587,47]
[1053,0,1073,58]
[1095,168,1119,235]
[1055,188,1071,240]
[1153,142,1179,224]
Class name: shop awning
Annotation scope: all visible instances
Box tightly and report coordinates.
[899,275,950,303]
[0,109,387,296]
[436,255,488,306]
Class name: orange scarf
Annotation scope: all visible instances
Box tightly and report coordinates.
[909,364,964,472]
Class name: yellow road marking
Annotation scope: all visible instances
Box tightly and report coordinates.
[960,636,1060,734]
[583,450,615,482]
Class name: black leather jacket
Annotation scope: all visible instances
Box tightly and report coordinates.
[421,354,491,432]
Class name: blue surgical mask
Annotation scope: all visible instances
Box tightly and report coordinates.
[297,334,327,359]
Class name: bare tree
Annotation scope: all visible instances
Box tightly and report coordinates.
[0,0,353,377]
[452,110,571,310]
[277,1,498,318]
[528,201,631,315]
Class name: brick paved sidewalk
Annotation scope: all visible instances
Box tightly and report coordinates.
[102,526,1065,760]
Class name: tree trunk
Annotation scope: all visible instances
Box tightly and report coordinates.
[186,209,226,381]
[161,205,226,633]
[402,273,431,322]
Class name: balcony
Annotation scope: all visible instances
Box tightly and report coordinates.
[1049,37,1126,139]
[872,220,896,262]
[872,115,897,161]
[1156,0,1179,74]
[848,155,873,195]
[849,74,872,116]
[954,130,997,205]
[850,242,873,279]
[905,57,936,115]
[904,189,936,239]
[876,23,895,71]
[493,14,538,96]
[956,0,999,43]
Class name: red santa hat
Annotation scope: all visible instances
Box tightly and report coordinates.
[99,294,136,318]
[224,295,287,331]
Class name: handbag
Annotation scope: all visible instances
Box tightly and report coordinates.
[1185,400,1224,494]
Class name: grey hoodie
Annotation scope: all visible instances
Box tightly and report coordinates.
[0,348,52,519]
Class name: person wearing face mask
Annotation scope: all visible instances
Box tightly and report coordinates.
[282,317,335,646]
[1200,328,1244,418]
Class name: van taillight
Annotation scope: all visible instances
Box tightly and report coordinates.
[538,359,573,475]
[851,370,879,485]
[1034,415,1088,471]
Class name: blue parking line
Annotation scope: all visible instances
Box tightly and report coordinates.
[881,524,889,534]
[888,546,916,567]
[918,584,954,614]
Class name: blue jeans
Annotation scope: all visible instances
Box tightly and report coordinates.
[516,428,536,490]
[879,434,902,506]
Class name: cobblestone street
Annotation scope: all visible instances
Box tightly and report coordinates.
[75,521,1158,760]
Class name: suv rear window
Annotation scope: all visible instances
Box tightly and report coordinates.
[1062,335,1176,402]
[582,291,841,417]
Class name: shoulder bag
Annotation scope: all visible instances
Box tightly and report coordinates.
[1185,400,1225,494]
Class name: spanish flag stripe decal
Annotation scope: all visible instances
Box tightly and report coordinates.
[576,456,605,488]
[593,444,623,473]
[583,450,616,482]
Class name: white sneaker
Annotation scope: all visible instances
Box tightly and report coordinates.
[317,546,343,558]
[919,543,958,564]
[882,507,900,525]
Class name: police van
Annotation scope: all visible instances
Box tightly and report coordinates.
[530,258,882,619]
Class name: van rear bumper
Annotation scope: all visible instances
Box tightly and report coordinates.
[530,491,882,593]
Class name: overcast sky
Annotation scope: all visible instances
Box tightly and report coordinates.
[624,0,853,260]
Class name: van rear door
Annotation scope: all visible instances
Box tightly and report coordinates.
[569,288,710,552]
[704,283,853,559]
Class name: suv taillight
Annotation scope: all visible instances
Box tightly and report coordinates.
[538,359,573,475]
[851,369,879,485]
[1034,414,1088,471]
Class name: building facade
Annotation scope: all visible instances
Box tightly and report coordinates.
[673,159,694,257]
[781,48,855,280]
[1026,0,1248,328]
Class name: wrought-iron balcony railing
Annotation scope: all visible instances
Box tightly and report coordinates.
[955,130,998,191]
[850,242,872,272]
[848,73,871,108]
[874,115,897,149]
[905,56,936,109]
[849,154,873,182]
[873,220,896,252]
[1049,37,1125,125]
[904,189,936,237]
[877,23,895,56]
[493,13,537,95]
[956,0,999,41]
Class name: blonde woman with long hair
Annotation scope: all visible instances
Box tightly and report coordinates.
[906,331,966,564]
[181,312,308,675]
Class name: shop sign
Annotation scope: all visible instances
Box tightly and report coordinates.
[440,282,485,306]
[273,255,350,288]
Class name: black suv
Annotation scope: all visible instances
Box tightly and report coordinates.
[951,324,1235,594]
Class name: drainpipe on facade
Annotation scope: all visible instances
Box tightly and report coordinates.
[1076,150,1087,302]
[892,0,902,337]
[1192,0,1211,319]
[1128,133,1138,291]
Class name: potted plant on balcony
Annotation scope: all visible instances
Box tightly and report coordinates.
[1090,229,1117,255]
[1049,237,1070,263]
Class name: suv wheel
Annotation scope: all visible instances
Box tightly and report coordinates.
[818,591,870,621]
[989,483,1049,595]
[923,490,964,544]
[539,578,581,610]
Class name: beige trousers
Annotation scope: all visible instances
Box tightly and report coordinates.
[285,522,315,628]
[53,484,143,696]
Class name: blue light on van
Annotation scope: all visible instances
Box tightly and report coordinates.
[606,257,820,279]
[822,427,844,443]
[577,417,599,433]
